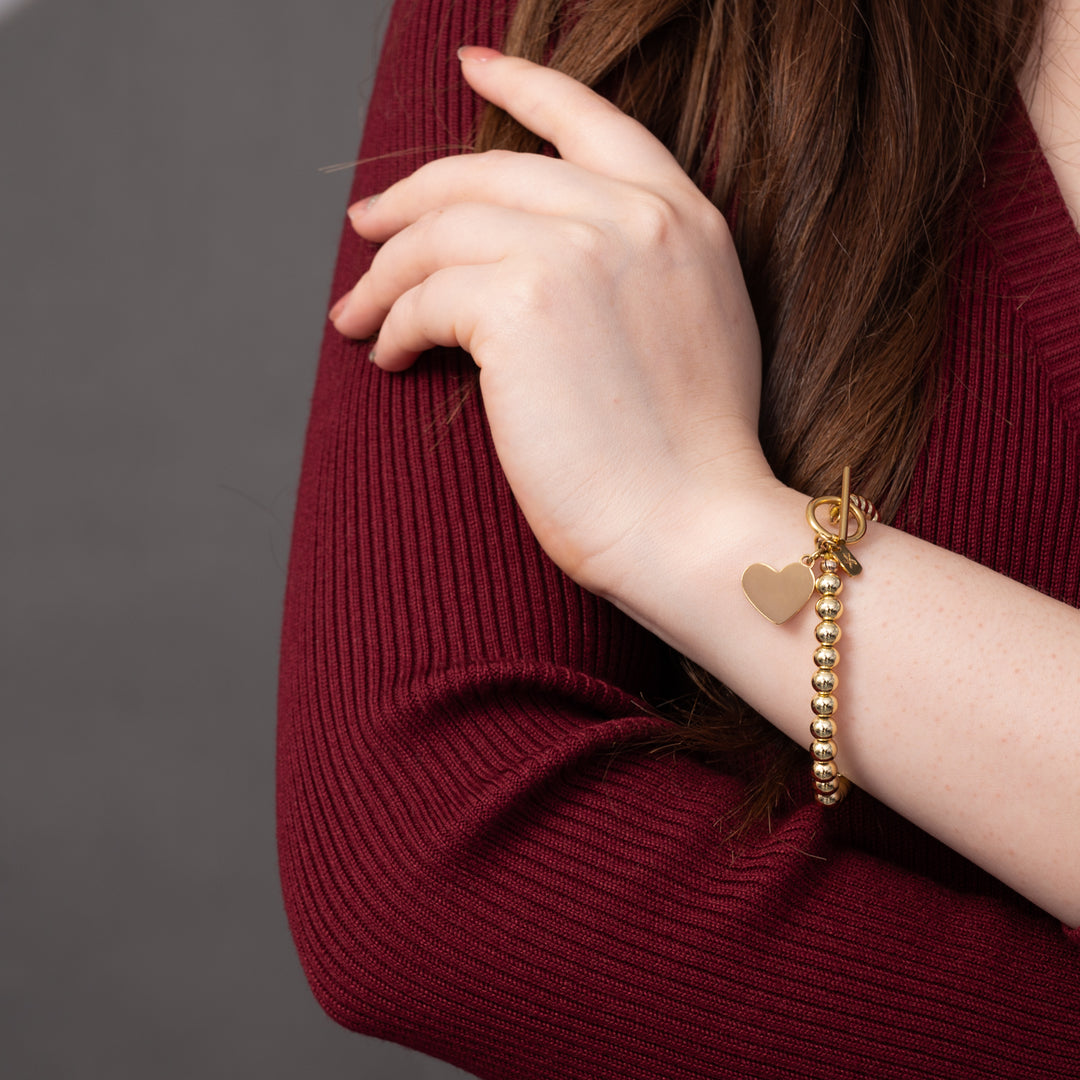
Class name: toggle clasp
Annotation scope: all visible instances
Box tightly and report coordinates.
[805,467,867,574]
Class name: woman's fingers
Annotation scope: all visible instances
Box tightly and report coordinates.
[332,203,568,341]
[349,151,625,245]
[365,264,492,372]
[347,50,698,245]
[457,48,682,186]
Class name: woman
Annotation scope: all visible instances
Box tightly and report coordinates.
[278,0,1080,1076]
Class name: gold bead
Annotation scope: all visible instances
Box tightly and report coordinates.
[816,572,843,596]
[813,646,839,670]
[815,595,842,621]
[811,694,836,716]
[815,771,851,806]
[811,739,837,761]
[812,759,839,782]
[815,620,841,646]
[811,668,838,694]
[811,716,836,741]
[820,557,840,574]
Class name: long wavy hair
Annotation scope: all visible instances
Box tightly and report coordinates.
[473,0,1044,821]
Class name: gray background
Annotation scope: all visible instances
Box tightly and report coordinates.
[1,1,473,1076]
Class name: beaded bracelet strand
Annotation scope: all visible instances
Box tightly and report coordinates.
[740,467,877,806]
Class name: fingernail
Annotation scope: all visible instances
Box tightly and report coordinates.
[457,45,502,63]
[368,340,378,363]
[329,295,348,321]
[347,194,379,224]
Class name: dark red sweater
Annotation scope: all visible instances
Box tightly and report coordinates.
[277,2,1080,1076]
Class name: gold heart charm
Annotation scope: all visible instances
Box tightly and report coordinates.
[741,562,815,624]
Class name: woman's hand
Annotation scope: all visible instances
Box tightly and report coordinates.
[330,48,772,594]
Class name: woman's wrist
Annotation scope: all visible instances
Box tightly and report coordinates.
[600,469,811,690]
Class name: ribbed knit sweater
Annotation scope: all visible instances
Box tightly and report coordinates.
[277,2,1080,1076]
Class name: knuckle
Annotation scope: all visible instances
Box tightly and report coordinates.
[626,190,679,245]
[499,259,559,317]
[560,219,608,262]
[700,205,734,250]
[472,148,516,171]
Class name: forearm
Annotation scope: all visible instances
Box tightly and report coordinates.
[608,477,1080,925]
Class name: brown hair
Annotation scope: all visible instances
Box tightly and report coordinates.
[473,0,1043,821]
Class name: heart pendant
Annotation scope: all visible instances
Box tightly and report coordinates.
[741,562,815,624]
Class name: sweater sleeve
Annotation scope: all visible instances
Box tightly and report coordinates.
[277,3,1080,1078]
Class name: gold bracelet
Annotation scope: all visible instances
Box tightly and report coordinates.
[741,467,876,807]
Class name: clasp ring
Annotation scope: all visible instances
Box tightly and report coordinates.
[806,496,867,545]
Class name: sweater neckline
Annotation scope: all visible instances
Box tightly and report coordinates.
[978,90,1080,394]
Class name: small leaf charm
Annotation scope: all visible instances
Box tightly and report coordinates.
[741,562,816,624]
